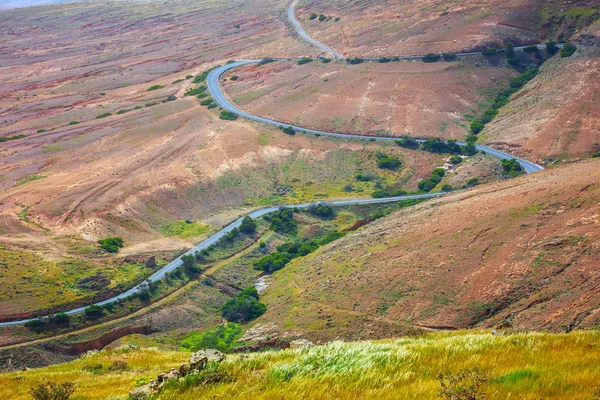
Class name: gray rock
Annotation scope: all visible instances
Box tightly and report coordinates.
[289,339,314,349]
[190,349,226,368]
[129,384,152,400]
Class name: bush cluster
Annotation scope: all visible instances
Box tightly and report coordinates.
[221,287,266,323]
[422,53,441,63]
[395,136,420,149]
[470,68,538,134]
[180,323,243,353]
[297,57,312,65]
[98,237,124,253]
[239,216,257,234]
[265,208,297,235]
[418,168,445,192]
[307,203,334,219]
[376,151,402,170]
[501,158,524,178]
[219,111,238,121]
[560,43,577,58]
[254,231,345,273]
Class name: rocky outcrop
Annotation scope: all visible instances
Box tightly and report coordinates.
[128,349,227,399]
[289,339,314,349]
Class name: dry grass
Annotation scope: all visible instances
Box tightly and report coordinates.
[2,330,599,399]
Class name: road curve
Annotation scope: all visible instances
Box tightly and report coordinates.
[208,61,543,174]
[287,0,344,59]
[0,1,544,328]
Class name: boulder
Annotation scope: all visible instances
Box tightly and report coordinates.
[179,363,191,377]
[129,384,152,400]
[190,349,226,368]
[289,339,314,349]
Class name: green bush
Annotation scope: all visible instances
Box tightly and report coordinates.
[308,203,335,219]
[418,179,437,192]
[29,382,75,400]
[523,45,540,54]
[95,113,112,119]
[395,136,420,149]
[147,84,165,91]
[422,53,441,62]
[356,172,377,181]
[0,134,27,142]
[98,237,124,253]
[466,177,479,187]
[50,312,70,325]
[84,304,104,318]
[421,138,461,154]
[37,129,47,133]
[505,42,514,58]
[220,111,238,121]
[257,58,274,66]
[442,184,453,192]
[266,208,297,235]
[501,158,524,177]
[376,152,402,170]
[239,216,257,234]
[318,14,326,21]
[185,86,206,96]
[432,168,445,177]
[282,126,296,135]
[450,156,463,165]
[442,53,457,61]
[297,57,313,65]
[309,13,317,20]
[230,75,239,81]
[222,287,267,323]
[378,57,391,63]
[25,318,46,333]
[482,47,498,55]
[200,99,214,106]
[560,43,577,58]
[180,323,243,353]
[321,58,332,63]
[163,95,177,103]
[592,151,600,158]
[346,57,364,65]
[546,40,558,55]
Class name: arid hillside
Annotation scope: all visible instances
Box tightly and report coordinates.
[256,159,600,341]
[295,0,599,56]
[481,45,600,160]
[223,57,518,139]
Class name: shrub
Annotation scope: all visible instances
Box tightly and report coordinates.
[147,84,164,91]
[560,43,577,58]
[421,138,461,154]
[523,45,540,54]
[501,158,524,177]
[470,120,485,134]
[282,126,296,135]
[95,113,112,119]
[180,323,243,353]
[257,57,274,66]
[108,360,129,371]
[297,57,312,65]
[219,111,238,121]
[505,42,514,58]
[376,152,402,170]
[163,95,177,102]
[266,208,297,235]
[442,53,457,61]
[395,136,420,149]
[318,14,326,21]
[450,156,463,164]
[185,86,206,96]
[221,287,267,323]
[356,172,376,181]
[25,318,46,333]
[321,58,332,63]
[438,368,487,400]
[442,184,453,192]
[422,53,441,62]
[507,56,521,66]
[239,216,257,234]
[418,179,437,192]
[133,376,151,388]
[37,129,47,133]
[50,312,70,325]
[546,40,558,55]
[466,177,479,187]
[181,254,200,274]
[371,189,389,198]
[29,382,75,400]
[482,47,498,55]
[230,75,239,81]
[309,13,317,20]
[98,237,124,253]
[432,168,445,177]
[68,121,79,125]
[84,304,104,318]
[378,57,391,63]
[308,203,335,219]
[200,98,213,106]
[346,57,364,65]
[592,151,600,158]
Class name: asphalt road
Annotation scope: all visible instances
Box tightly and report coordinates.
[287,0,344,59]
[0,1,545,327]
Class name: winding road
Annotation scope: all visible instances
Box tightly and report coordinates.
[0,1,544,328]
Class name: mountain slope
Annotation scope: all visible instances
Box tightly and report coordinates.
[256,159,600,340]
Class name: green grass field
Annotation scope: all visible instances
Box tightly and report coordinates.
[2,330,599,399]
